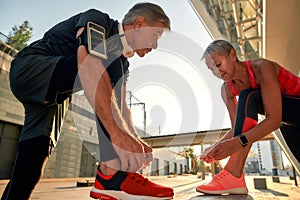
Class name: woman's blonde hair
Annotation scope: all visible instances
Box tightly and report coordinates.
[201,40,234,60]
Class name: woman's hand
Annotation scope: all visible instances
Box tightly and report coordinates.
[200,144,216,163]
[201,137,241,162]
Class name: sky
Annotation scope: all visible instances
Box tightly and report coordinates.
[0,0,230,137]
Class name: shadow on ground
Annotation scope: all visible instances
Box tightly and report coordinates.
[189,194,254,200]
[257,189,288,197]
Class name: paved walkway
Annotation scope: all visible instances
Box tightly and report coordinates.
[0,175,299,199]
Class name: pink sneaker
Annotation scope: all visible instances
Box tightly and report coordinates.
[196,169,248,195]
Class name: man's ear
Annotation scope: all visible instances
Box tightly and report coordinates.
[133,16,146,28]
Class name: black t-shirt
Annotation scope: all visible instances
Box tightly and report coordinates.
[32,9,118,56]
[28,9,129,105]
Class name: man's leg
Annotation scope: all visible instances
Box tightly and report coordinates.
[1,136,52,200]
[45,55,79,104]
[90,116,173,199]
[5,54,70,200]
[96,117,121,174]
[1,102,58,200]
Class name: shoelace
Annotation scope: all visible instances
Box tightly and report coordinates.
[190,155,223,172]
[213,171,228,181]
[130,174,149,186]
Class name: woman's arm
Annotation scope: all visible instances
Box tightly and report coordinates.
[200,83,237,161]
[219,82,238,140]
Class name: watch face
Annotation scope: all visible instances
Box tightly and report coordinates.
[238,134,248,147]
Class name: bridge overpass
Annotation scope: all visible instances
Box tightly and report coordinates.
[142,128,274,148]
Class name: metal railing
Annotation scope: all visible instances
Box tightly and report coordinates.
[0,32,18,58]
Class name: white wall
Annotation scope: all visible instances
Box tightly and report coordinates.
[143,148,186,176]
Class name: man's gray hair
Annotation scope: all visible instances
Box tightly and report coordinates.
[201,40,234,60]
[122,2,170,29]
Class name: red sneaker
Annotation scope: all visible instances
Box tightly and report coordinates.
[90,169,174,200]
[196,169,248,195]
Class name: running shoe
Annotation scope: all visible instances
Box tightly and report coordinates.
[196,169,248,195]
[90,169,174,200]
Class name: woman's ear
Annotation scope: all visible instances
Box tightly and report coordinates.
[229,48,237,61]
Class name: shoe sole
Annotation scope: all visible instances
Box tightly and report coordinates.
[196,187,248,195]
[90,187,173,200]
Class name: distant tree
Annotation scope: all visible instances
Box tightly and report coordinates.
[7,20,33,51]
[182,147,201,174]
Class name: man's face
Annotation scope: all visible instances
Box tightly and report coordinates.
[127,17,167,57]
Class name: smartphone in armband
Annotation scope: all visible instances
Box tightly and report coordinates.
[87,22,108,59]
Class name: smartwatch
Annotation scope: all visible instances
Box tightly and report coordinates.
[237,134,248,147]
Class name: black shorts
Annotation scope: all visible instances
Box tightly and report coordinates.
[45,55,82,104]
[9,51,75,143]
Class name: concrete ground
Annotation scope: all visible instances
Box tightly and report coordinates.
[0,175,299,199]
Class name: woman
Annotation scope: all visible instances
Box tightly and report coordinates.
[197,40,300,195]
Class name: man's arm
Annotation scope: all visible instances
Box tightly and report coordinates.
[121,85,138,137]
[76,29,146,172]
[121,85,153,166]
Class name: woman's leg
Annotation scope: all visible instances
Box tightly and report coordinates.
[225,89,264,177]
[280,95,300,163]
[280,125,300,162]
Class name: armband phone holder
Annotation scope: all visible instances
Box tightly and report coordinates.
[87,22,108,59]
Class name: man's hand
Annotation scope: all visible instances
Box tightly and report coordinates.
[137,138,153,169]
[111,132,146,172]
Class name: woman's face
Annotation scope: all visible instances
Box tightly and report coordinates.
[205,50,236,81]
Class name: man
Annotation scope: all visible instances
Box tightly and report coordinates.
[2,3,174,200]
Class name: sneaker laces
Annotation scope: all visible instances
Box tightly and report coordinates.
[190,155,223,173]
[129,173,149,186]
[130,173,149,186]
[121,172,173,197]
[213,170,228,181]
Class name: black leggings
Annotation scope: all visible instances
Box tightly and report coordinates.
[1,136,52,200]
[235,88,300,162]
[2,55,73,200]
